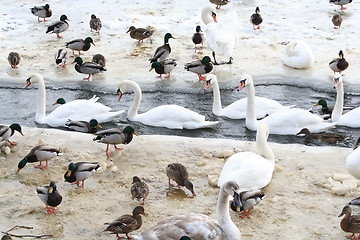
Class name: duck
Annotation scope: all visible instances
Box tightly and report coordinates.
[296,128,347,144]
[166,163,196,196]
[349,196,360,205]
[180,237,191,240]
[89,14,102,33]
[332,14,343,29]
[24,74,124,127]
[201,6,236,65]
[192,25,204,51]
[93,126,138,157]
[7,52,20,68]
[126,26,154,44]
[329,50,349,74]
[330,0,352,10]
[0,123,23,145]
[149,33,175,63]
[64,162,100,187]
[131,176,149,205]
[204,74,291,119]
[66,37,95,56]
[339,205,360,240]
[117,80,219,129]
[55,49,69,68]
[92,54,106,67]
[184,56,214,81]
[230,190,265,218]
[314,99,333,115]
[31,4,52,22]
[238,74,336,135]
[250,7,263,30]
[16,145,62,173]
[346,137,360,180]
[105,206,147,239]
[36,181,62,214]
[65,119,102,133]
[150,59,177,79]
[209,0,230,9]
[282,40,314,69]
[46,15,69,39]
[73,56,106,80]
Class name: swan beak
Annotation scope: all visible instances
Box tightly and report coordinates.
[149,67,154,72]
[333,78,339,89]
[24,79,31,88]
[212,12,217,23]
[204,80,211,90]
[66,170,72,177]
[117,89,123,102]
[233,192,242,212]
[97,123,102,128]
[133,131,139,136]
[237,81,246,91]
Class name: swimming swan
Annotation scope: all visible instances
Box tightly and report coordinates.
[282,40,314,69]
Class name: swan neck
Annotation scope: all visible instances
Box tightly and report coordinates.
[35,77,47,123]
[202,8,214,25]
[212,81,223,115]
[256,136,275,161]
[246,82,258,130]
[332,80,344,122]
[127,82,141,119]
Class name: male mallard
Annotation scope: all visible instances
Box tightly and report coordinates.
[166,163,196,196]
[46,15,69,39]
[339,205,360,239]
[64,162,100,187]
[55,49,69,68]
[66,37,95,56]
[0,123,23,145]
[93,126,138,157]
[184,56,214,81]
[65,119,102,133]
[89,14,102,33]
[104,206,147,239]
[149,33,175,63]
[230,190,265,218]
[16,145,62,172]
[149,59,177,79]
[296,128,347,144]
[36,181,62,214]
[250,7,263,30]
[73,56,106,80]
[131,176,149,205]
[31,4,52,22]
[126,26,154,44]
[92,54,106,67]
[332,14,343,29]
[209,0,230,9]
[314,99,333,114]
[7,52,20,68]
[192,25,204,51]
[330,0,352,10]
[329,50,349,74]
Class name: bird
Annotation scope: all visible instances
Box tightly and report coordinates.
[24,73,124,127]
[192,25,204,51]
[92,54,106,67]
[349,196,360,206]
[46,15,69,39]
[166,163,196,196]
[149,33,175,63]
[329,50,349,74]
[282,40,314,69]
[65,119,102,133]
[16,145,62,173]
[104,206,147,239]
[314,99,333,115]
[55,49,69,68]
[31,4,52,22]
[149,59,177,79]
[296,128,347,144]
[66,37,95,56]
[339,205,360,240]
[209,0,230,9]
[332,14,343,29]
[93,126,138,157]
[330,0,352,10]
[89,14,102,33]
[250,7,263,30]
[64,162,100,187]
[230,190,265,218]
[7,52,20,68]
[346,137,360,180]
[180,237,191,240]
[0,123,23,145]
[117,80,219,129]
[126,26,154,44]
[36,181,62,214]
[131,176,149,205]
[73,56,106,80]
[184,56,214,81]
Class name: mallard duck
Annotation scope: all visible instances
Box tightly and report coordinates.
[282,40,314,69]
[131,176,149,205]
[92,54,106,67]
[149,33,175,63]
[166,163,196,196]
[230,190,265,218]
[64,162,100,187]
[296,128,347,144]
[73,57,106,80]
[149,59,177,79]
[16,145,62,173]
[126,26,154,44]
[314,99,333,114]
[36,181,62,214]
[330,0,352,10]
[209,0,230,9]
[66,37,95,56]
[46,15,69,39]
[332,14,343,29]
[55,49,69,68]
[250,7,263,30]
[329,50,349,74]
[346,137,360,180]
[0,123,23,145]
[31,4,52,22]
[104,206,147,239]
[339,205,360,239]
[65,119,102,133]
[93,126,138,157]
[89,14,102,33]
[192,25,204,51]
[349,196,360,205]
[184,56,214,81]
[180,237,191,240]
[7,52,20,68]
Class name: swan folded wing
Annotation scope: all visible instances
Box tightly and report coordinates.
[338,108,360,128]
[205,23,236,57]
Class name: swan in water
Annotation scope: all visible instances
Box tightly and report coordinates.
[239,74,336,135]
[282,40,314,69]
[117,80,218,129]
[24,73,124,127]
[204,74,291,119]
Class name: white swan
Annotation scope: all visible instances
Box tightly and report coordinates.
[25,73,124,127]
[218,124,275,192]
[346,137,360,180]
[331,73,360,128]
[201,6,237,65]
[204,74,291,119]
[117,80,219,129]
[239,74,336,135]
[282,40,314,69]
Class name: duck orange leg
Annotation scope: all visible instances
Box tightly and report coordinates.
[168,178,175,187]
[34,161,43,168]
[39,161,49,170]
[78,180,85,188]
[114,145,123,151]
[156,74,162,78]
[106,144,110,157]
[345,233,354,239]
[165,73,171,79]
[239,210,251,218]
[56,33,63,39]
[83,74,92,80]
[198,74,206,81]
[8,140,18,145]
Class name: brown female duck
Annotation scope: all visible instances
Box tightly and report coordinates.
[90,14,102,33]
[126,26,154,44]
[296,128,347,144]
[339,205,360,240]
[131,176,149,205]
[7,52,21,68]
[166,163,196,196]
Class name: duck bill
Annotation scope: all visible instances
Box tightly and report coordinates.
[97,123,102,128]
[15,168,21,174]
[233,192,242,212]
[338,212,344,217]
[133,131,139,136]
[313,103,319,107]
[52,102,59,106]
[91,42,96,46]
[191,190,196,197]
[19,131,24,136]
[66,170,72,177]
[149,67,154,72]
[49,187,54,194]
[24,79,31,88]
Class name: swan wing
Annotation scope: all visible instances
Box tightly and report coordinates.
[282,40,314,69]
[346,148,360,179]
[338,107,360,127]
[204,22,236,57]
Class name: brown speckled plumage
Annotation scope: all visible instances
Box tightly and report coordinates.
[166,163,196,196]
[339,205,360,239]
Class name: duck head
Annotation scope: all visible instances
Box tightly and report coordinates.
[53,98,66,105]
[16,158,28,173]
[10,123,23,136]
[85,37,95,46]
[123,126,138,136]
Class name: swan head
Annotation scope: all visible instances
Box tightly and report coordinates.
[333,73,343,89]
[222,181,242,212]
[25,73,43,88]
[237,74,253,91]
[204,74,217,89]
[117,80,135,102]
[202,6,217,25]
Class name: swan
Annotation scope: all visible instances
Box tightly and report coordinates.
[204,74,291,119]
[347,137,360,180]
[201,6,237,65]
[24,73,124,127]
[116,80,219,129]
[331,73,360,128]
[239,74,336,135]
[282,40,314,69]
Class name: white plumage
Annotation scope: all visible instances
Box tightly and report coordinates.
[282,40,314,69]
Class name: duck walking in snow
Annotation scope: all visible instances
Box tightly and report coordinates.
[73,57,106,80]
[89,14,102,33]
[184,56,214,81]
[0,123,23,145]
[55,49,69,68]
[66,37,95,56]
[250,7,263,30]
[209,0,230,9]
[126,26,154,44]
[131,176,149,205]
[36,181,62,214]
[332,14,343,29]
[31,4,52,22]
[192,25,204,51]
[166,163,196,196]
[329,50,349,75]
[64,162,100,187]
[7,52,21,68]
[46,15,69,39]
[149,33,175,63]
[330,0,352,10]
[150,59,177,79]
